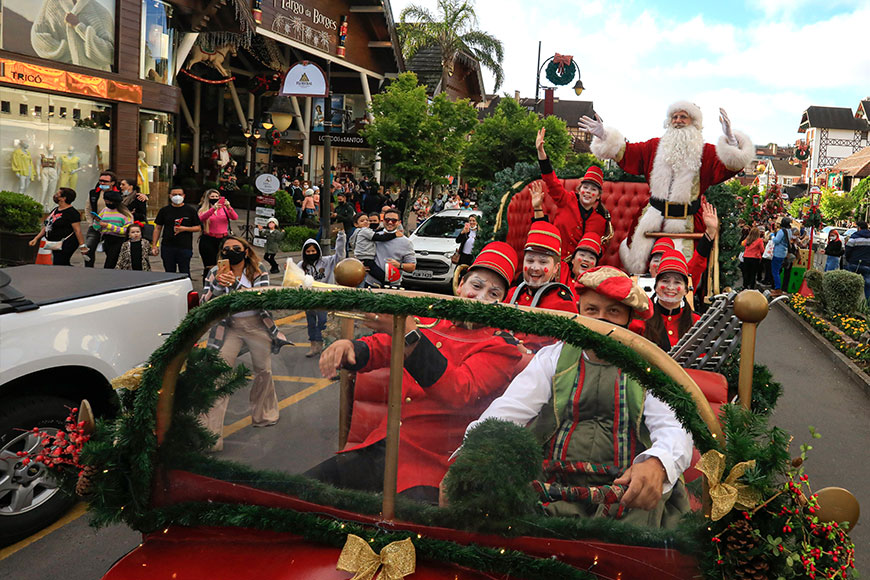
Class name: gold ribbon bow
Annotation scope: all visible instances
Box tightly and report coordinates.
[336,534,416,580]
[110,366,146,391]
[696,450,762,521]
[553,53,574,74]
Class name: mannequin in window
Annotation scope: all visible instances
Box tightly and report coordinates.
[60,146,81,189]
[40,144,59,209]
[11,141,37,194]
[137,150,150,197]
[30,0,115,72]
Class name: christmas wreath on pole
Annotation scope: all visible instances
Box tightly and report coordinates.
[545,54,577,86]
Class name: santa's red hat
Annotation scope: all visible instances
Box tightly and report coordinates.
[656,248,689,283]
[524,221,562,257]
[664,100,703,130]
[576,266,653,320]
[574,232,602,259]
[580,165,604,190]
[469,241,518,288]
[650,237,675,257]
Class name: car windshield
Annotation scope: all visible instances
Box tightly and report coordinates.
[415,216,471,238]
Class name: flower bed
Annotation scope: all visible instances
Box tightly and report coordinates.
[789,295,870,368]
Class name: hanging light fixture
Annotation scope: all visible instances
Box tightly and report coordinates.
[573,80,585,96]
[266,97,295,132]
[261,112,274,130]
[253,126,262,140]
[243,123,252,139]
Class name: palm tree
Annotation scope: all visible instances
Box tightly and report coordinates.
[399,0,504,97]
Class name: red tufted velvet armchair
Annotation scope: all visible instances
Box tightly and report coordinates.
[506,178,651,270]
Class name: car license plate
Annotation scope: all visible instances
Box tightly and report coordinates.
[411,270,433,279]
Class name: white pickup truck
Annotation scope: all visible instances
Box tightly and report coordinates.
[0,265,196,545]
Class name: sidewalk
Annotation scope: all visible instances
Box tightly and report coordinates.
[65,210,311,294]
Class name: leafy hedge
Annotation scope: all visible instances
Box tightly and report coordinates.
[273,190,297,226]
[0,191,43,233]
[279,226,318,252]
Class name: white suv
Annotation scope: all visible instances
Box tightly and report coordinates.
[403,209,482,292]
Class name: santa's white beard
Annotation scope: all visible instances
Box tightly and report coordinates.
[658,126,703,174]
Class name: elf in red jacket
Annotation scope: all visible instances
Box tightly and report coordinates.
[630,248,700,351]
[505,222,578,352]
[564,232,602,287]
[535,127,611,260]
[311,242,526,503]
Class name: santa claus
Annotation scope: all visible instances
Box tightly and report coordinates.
[579,102,753,274]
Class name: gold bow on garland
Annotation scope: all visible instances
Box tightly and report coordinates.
[336,534,416,580]
[110,366,147,391]
[696,450,762,521]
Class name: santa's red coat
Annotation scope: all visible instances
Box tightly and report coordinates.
[619,138,741,238]
[342,319,524,492]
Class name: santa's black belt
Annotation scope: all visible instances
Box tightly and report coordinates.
[649,197,701,219]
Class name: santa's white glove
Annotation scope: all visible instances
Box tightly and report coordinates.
[719,108,738,147]
[578,114,606,140]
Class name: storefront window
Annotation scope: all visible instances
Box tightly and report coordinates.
[2,0,116,72]
[0,86,111,210]
[140,0,176,85]
[139,110,175,211]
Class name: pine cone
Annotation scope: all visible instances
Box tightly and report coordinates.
[723,519,760,556]
[76,464,100,497]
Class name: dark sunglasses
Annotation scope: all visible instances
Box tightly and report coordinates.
[383,217,399,223]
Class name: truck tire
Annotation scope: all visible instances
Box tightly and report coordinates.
[0,396,79,546]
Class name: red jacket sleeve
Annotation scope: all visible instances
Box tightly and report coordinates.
[701,144,741,185]
[403,335,524,408]
[541,170,572,209]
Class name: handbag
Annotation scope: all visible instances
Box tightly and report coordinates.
[451,250,461,264]
[42,233,73,251]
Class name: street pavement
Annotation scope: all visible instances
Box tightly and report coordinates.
[1,302,868,578]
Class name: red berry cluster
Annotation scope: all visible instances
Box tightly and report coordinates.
[15,407,91,476]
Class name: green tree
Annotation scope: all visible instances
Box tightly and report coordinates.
[820,189,858,222]
[399,0,505,94]
[361,72,478,194]
[462,97,571,186]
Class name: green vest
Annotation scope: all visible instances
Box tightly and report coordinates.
[528,343,652,474]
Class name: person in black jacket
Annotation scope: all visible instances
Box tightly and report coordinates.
[455,215,478,265]
[120,178,152,240]
[845,221,870,300]
[822,229,844,271]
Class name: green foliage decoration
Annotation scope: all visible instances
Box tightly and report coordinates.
[273,189,297,226]
[544,60,577,86]
[822,269,865,317]
[0,190,43,233]
[819,190,855,223]
[444,419,542,525]
[704,182,742,288]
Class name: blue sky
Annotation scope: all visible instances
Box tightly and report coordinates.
[390,0,870,145]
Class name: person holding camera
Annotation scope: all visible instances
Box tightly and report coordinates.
[198,188,239,283]
[454,215,478,266]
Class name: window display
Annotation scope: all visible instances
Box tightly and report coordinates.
[1,0,116,72]
[140,0,176,85]
[139,110,175,210]
[0,86,111,210]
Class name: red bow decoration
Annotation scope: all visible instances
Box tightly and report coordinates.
[553,53,574,74]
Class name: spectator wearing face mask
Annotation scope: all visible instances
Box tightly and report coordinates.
[84,171,121,267]
[94,188,133,269]
[151,185,202,275]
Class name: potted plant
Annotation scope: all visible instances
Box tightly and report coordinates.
[0,190,44,265]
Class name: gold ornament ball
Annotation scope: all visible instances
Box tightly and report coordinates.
[334,258,366,288]
[814,487,860,532]
[733,290,769,323]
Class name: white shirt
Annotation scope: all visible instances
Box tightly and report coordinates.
[465,342,694,493]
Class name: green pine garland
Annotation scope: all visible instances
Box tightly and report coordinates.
[545,60,577,86]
